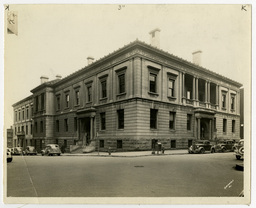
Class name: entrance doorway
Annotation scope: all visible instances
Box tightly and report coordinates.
[200,119,210,140]
[80,117,91,145]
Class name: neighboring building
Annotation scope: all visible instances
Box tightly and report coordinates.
[12,95,33,148]
[240,88,244,139]
[6,127,13,148]
[13,30,242,152]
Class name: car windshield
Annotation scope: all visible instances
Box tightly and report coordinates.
[196,141,204,144]
[48,145,59,149]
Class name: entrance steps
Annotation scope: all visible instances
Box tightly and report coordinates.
[82,141,96,153]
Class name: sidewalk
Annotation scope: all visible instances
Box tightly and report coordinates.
[63,149,188,157]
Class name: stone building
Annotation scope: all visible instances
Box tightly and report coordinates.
[13,30,242,152]
[12,95,33,148]
[6,127,13,148]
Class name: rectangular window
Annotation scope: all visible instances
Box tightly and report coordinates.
[117,109,124,129]
[100,140,104,148]
[74,117,77,131]
[187,114,192,131]
[66,94,70,108]
[168,79,175,97]
[26,108,29,119]
[41,93,45,110]
[30,124,33,134]
[35,122,37,133]
[101,80,107,98]
[15,127,16,135]
[232,120,235,133]
[75,91,80,105]
[87,86,92,102]
[171,140,176,148]
[56,96,61,110]
[19,111,21,121]
[222,93,226,109]
[15,112,17,122]
[231,96,235,110]
[26,125,28,135]
[56,120,59,132]
[150,109,158,129]
[118,74,125,94]
[223,119,227,133]
[214,118,217,132]
[117,140,123,149]
[18,126,20,133]
[22,110,24,120]
[100,112,106,130]
[22,126,24,133]
[169,112,176,130]
[40,121,43,133]
[35,96,38,112]
[150,73,157,93]
[64,119,68,132]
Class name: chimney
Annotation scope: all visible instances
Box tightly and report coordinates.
[192,50,202,66]
[149,28,161,48]
[87,56,94,65]
[40,76,49,84]
[56,75,62,79]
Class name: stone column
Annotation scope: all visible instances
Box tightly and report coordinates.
[197,118,201,140]
[208,82,211,103]
[90,116,93,140]
[209,119,212,140]
[193,77,195,100]
[196,77,199,101]
[205,81,208,103]
[182,73,185,98]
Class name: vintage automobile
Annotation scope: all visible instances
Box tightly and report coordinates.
[234,139,244,160]
[41,144,61,156]
[13,147,23,155]
[7,149,13,163]
[213,140,236,152]
[188,140,215,154]
[24,146,37,155]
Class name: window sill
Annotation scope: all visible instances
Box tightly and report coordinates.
[167,96,176,101]
[169,129,176,132]
[74,104,80,107]
[117,92,126,97]
[100,97,108,101]
[86,102,92,104]
[148,92,159,97]
[222,107,226,111]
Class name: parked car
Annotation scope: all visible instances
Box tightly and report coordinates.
[234,139,244,160]
[13,147,23,155]
[188,140,215,154]
[41,144,61,156]
[213,140,236,152]
[24,146,37,155]
[7,149,13,163]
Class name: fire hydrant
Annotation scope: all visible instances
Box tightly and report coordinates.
[108,147,111,155]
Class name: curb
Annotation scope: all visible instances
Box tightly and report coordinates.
[61,152,188,157]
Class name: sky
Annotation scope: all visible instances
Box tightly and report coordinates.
[2,4,251,132]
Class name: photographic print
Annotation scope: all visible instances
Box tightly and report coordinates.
[2,3,251,205]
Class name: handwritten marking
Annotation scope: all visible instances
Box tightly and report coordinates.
[5,5,9,10]
[241,5,247,11]
[224,180,234,189]
[118,5,125,10]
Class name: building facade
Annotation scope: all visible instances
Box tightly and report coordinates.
[6,127,13,148]
[12,95,33,148]
[13,34,242,152]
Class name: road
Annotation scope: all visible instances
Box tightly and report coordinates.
[6,152,243,197]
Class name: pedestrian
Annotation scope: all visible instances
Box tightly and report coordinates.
[162,146,165,154]
[108,146,111,155]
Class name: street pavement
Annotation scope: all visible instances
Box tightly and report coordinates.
[6,151,244,198]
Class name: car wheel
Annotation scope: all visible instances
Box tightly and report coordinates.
[200,148,205,154]
[238,147,244,155]
[58,153,61,156]
[236,155,241,160]
[222,147,227,152]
